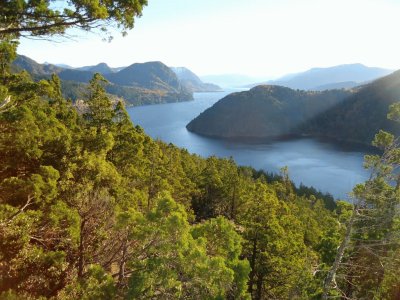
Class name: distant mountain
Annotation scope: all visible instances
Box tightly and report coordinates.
[171,67,221,92]
[58,69,95,83]
[53,63,74,69]
[111,66,126,73]
[200,74,271,88]
[187,85,351,138]
[57,61,187,94]
[53,62,125,72]
[76,62,114,74]
[248,64,393,91]
[313,81,359,91]
[13,55,193,106]
[106,61,180,90]
[300,70,400,145]
[188,70,400,145]
[13,55,62,76]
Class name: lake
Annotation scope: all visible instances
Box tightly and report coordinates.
[128,90,371,200]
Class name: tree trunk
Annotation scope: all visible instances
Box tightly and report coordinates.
[322,207,356,299]
[248,237,258,296]
[230,184,237,220]
[255,273,264,300]
[78,219,86,278]
[118,239,128,286]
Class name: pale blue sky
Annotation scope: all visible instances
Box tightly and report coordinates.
[18,0,400,77]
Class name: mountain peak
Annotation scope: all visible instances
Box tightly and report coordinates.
[171,66,221,92]
[248,64,394,90]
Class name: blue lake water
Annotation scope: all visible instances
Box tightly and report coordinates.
[128,90,371,200]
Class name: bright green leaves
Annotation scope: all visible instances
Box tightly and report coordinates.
[0,0,148,39]
[239,182,310,298]
[0,104,42,176]
[372,129,395,150]
[59,265,117,300]
[126,195,248,299]
[191,216,251,299]
[84,73,114,129]
[0,60,347,299]
[387,102,400,123]
[323,102,400,299]
[0,39,18,80]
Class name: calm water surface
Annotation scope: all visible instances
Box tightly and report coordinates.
[128,90,371,200]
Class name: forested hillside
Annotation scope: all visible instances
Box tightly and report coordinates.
[13,55,193,106]
[2,0,400,299]
[187,85,351,138]
[1,60,347,299]
[188,71,400,146]
[299,70,400,144]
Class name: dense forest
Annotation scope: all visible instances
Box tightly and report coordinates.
[300,70,400,144]
[2,1,400,299]
[187,85,352,138]
[0,55,345,298]
[188,71,400,146]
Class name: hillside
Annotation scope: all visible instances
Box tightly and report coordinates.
[106,61,180,90]
[187,85,351,138]
[314,81,359,91]
[12,55,193,105]
[76,62,115,74]
[12,55,62,76]
[2,59,346,299]
[188,71,400,145]
[248,64,393,90]
[171,67,221,92]
[299,70,400,144]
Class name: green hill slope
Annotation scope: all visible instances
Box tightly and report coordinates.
[187,85,351,138]
[299,70,400,144]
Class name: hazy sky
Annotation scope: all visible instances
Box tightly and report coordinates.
[18,0,400,77]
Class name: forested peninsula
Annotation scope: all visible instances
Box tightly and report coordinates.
[187,70,400,146]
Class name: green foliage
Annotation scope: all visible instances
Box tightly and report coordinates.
[1,56,344,299]
[322,103,400,299]
[59,265,116,300]
[0,39,18,79]
[0,0,148,39]
[191,216,251,299]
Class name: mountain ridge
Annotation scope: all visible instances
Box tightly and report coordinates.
[12,55,193,106]
[171,67,222,92]
[247,63,393,91]
[299,70,400,144]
